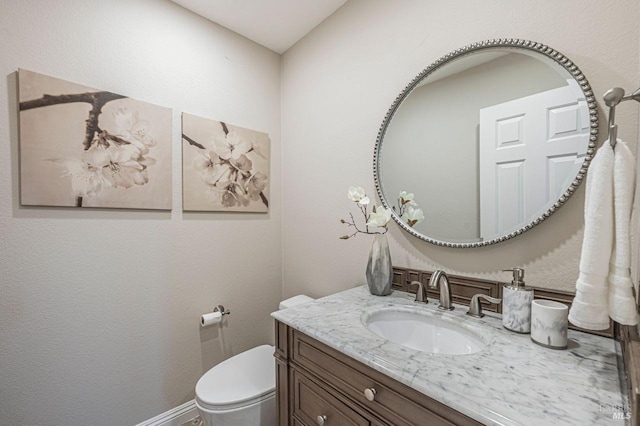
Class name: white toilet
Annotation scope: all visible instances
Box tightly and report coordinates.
[195,295,313,426]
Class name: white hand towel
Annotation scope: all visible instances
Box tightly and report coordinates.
[608,140,638,325]
[568,142,614,330]
[631,146,640,298]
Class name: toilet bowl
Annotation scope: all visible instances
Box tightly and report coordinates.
[196,345,276,426]
[195,295,313,425]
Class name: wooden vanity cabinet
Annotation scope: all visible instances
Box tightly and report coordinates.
[275,320,482,426]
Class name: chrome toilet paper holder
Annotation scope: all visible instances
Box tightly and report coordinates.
[213,305,231,316]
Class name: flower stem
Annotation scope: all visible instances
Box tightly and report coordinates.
[343,212,384,237]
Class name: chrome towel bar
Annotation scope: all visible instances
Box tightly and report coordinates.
[603,87,640,149]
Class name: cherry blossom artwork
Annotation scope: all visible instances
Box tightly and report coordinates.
[182,112,270,212]
[18,69,172,209]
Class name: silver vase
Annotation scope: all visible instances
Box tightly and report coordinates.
[366,234,393,296]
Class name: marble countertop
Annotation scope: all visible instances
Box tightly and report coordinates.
[271,286,628,426]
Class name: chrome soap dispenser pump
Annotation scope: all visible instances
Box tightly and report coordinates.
[501,268,533,333]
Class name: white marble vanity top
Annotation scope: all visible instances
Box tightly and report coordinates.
[271,286,628,426]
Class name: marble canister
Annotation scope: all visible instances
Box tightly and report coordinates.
[531,300,568,349]
[502,286,533,333]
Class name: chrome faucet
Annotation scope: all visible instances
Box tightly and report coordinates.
[428,270,454,310]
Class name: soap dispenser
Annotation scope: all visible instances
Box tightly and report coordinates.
[501,268,533,333]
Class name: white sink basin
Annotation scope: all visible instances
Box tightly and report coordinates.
[363,309,485,355]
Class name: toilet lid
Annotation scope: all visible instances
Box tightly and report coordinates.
[196,345,275,410]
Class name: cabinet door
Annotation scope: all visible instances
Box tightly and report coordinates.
[293,370,370,426]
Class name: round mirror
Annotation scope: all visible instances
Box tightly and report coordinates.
[374,39,597,248]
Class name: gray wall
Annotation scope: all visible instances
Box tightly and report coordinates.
[0,1,282,424]
[281,0,640,298]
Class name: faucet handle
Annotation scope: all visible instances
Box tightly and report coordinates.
[407,280,428,303]
[467,294,501,318]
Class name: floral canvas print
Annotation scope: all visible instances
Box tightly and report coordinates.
[18,69,172,209]
[182,113,270,212]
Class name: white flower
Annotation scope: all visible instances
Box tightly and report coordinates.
[47,157,111,198]
[214,130,251,160]
[251,138,267,159]
[401,206,424,227]
[244,172,268,201]
[347,186,366,202]
[367,206,392,228]
[358,196,370,205]
[399,191,417,206]
[193,150,232,185]
[83,144,150,189]
[113,108,156,153]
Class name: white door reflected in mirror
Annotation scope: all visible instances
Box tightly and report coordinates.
[479,79,589,240]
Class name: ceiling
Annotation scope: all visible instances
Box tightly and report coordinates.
[171,0,347,54]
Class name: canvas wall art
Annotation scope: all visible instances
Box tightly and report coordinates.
[182,113,270,212]
[18,69,172,209]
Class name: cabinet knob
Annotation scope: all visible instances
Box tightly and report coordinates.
[364,387,377,401]
[316,414,328,425]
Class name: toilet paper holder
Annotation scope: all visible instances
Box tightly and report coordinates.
[200,305,231,328]
[213,305,231,316]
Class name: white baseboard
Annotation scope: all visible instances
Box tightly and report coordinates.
[136,399,198,426]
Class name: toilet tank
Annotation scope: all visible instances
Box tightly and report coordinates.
[279,295,313,310]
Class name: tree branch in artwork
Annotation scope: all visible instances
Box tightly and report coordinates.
[182,133,206,150]
[20,91,127,150]
[20,90,158,207]
[183,122,269,209]
[259,192,269,207]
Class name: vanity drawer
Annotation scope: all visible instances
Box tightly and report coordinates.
[293,369,370,426]
[292,330,479,426]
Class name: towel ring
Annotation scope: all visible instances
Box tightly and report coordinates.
[603,87,640,149]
